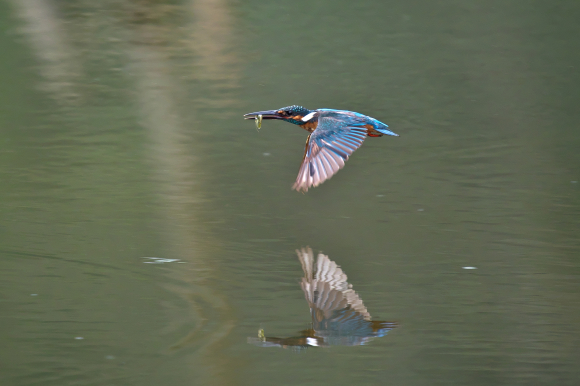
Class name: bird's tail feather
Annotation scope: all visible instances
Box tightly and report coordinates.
[375,126,398,137]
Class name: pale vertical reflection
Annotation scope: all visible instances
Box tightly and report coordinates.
[189,0,240,105]
[129,47,234,383]
[128,0,241,384]
[9,0,79,102]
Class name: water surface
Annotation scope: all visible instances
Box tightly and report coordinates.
[1,0,579,385]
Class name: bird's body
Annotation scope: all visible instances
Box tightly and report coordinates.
[244,106,398,192]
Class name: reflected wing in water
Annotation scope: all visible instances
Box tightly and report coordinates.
[248,248,397,349]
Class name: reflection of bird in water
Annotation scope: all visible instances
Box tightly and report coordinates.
[248,248,397,349]
[244,106,398,192]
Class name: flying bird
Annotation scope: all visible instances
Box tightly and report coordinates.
[244,106,398,192]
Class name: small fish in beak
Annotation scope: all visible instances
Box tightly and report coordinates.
[255,114,262,131]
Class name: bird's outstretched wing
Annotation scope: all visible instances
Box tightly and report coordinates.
[297,247,371,322]
[293,114,368,192]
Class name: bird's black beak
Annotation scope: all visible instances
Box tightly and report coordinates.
[243,110,284,120]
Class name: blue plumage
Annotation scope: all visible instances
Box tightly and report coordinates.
[317,109,397,136]
[247,248,398,349]
[243,106,399,192]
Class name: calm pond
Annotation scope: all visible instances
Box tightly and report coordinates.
[1,0,579,385]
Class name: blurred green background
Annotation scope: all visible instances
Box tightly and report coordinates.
[1,0,579,385]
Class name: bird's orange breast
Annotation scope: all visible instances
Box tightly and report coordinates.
[365,124,383,137]
[300,120,318,132]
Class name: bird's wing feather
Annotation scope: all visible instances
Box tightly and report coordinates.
[292,114,368,192]
[298,251,371,322]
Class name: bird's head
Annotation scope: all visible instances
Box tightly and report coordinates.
[244,105,312,125]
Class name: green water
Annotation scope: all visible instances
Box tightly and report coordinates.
[1,0,579,385]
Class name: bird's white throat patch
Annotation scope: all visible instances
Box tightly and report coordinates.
[306,337,319,346]
[301,112,316,122]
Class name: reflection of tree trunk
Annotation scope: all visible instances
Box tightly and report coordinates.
[190,0,237,82]
[127,0,241,384]
[128,45,236,385]
[13,0,241,383]
[189,0,241,107]
[10,0,80,103]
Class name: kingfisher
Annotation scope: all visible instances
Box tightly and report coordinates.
[244,105,398,192]
[247,247,398,349]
